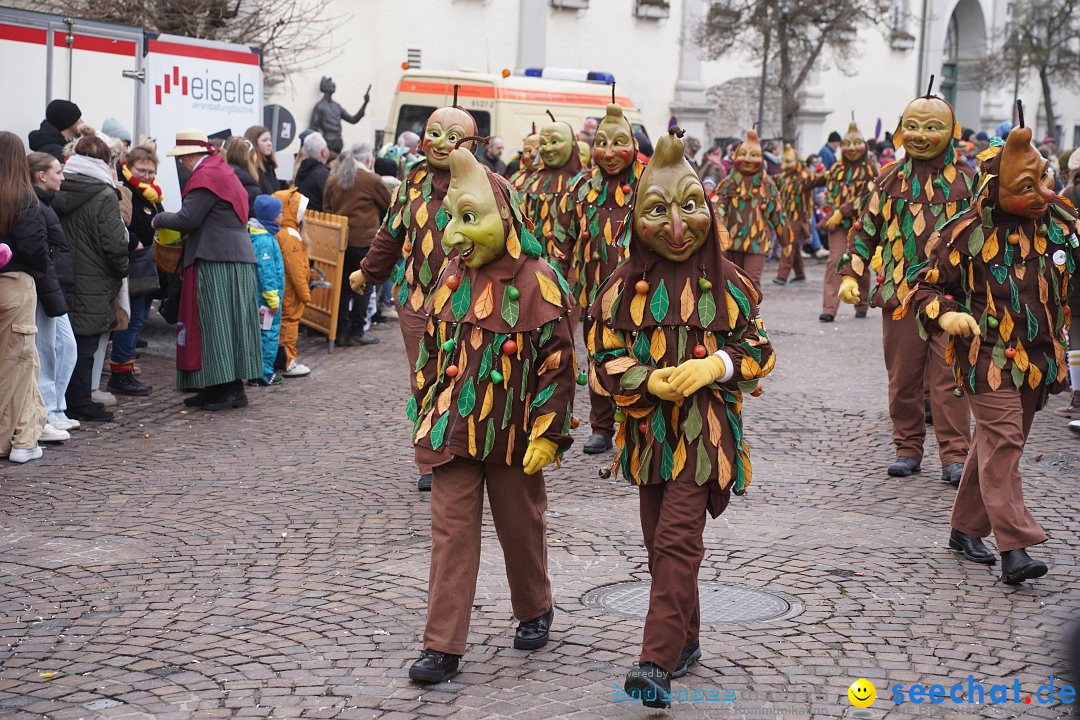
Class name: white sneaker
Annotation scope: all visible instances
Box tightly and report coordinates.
[8,446,43,463]
[380,306,399,320]
[40,423,71,443]
[1070,419,1080,436]
[282,361,311,377]
[92,390,117,406]
[48,414,81,431]
[813,248,829,259]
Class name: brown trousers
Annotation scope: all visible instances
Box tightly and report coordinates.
[398,301,432,474]
[581,319,614,436]
[0,273,46,455]
[638,480,710,673]
[424,456,553,656]
[951,388,1048,552]
[775,227,807,281]
[278,286,305,366]
[821,228,868,315]
[726,251,766,288]
[882,311,971,464]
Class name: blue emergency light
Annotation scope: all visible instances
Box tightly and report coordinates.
[523,68,616,84]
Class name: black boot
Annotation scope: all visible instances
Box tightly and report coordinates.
[184,388,216,407]
[108,370,152,396]
[417,474,432,492]
[205,382,248,411]
[941,462,964,485]
[582,433,613,454]
[948,529,996,564]
[514,607,554,650]
[1000,548,1048,585]
[408,650,460,683]
[672,642,701,678]
[624,663,671,708]
[887,456,921,477]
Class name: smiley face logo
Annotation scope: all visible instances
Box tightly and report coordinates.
[848,678,877,708]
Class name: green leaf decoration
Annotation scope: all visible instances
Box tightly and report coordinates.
[1011,361,1025,389]
[910,174,922,200]
[397,282,408,307]
[520,227,545,258]
[501,388,514,429]
[693,437,713,486]
[520,357,531,401]
[405,397,418,422]
[990,264,1007,284]
[538,321,553,347]
[501,286,520,326]
[633,331,652,364]
[430,413,449,449]
[991,340,1006,368]
[650,279,669,323]
[483,418,495,459]
[698,290,716,326]
[967,225,985,257]
[1009,278,1020,312]
[620,366,648,390]
[660,442,674,480]
[435,205,449,230]
[968,365,977,392]
[650,408,666,444]
[684,401,703,443]
[422,170,433,200]
[451,276,472,321]
[457,377,476,416]
[418,259,432,287]
[901,210,915,245]
[1047,219,1064,246]
[1045,354,1056,386]
[391,262,406,284]
[677,326,688,361]
[402,197,412,227]
[532,382,557,408]
[727,280,750,317]
[854,237,870,257]
[415,340,429,372]
[1025,306,1039,341]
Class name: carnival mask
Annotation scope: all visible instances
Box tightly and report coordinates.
[997,126,1055,220]
[632,130,712,263]
[444,148,505,269]
[521,133,540,169]
[898,96,956,160]
[593,103,636,177]
[734,129,764,174]
[538,122,574,168]
[781,143,798,172]
[841,121,867,163]
[424,106,477,170]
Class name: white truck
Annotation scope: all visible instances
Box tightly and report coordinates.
[0,6,265,208]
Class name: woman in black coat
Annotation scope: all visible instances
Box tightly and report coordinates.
[224,136,261,213]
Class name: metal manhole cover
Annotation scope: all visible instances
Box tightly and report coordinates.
[580,581,802,626]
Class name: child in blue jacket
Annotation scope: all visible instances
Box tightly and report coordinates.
[249,195,286,386]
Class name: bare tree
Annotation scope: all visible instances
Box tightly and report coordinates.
[13,0,342,87]
[697,0,890,140]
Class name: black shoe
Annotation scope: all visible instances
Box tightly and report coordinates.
[582,433,613,454]
[67,403,114,422]
[887,456,921,477]
[248,373,284,387]
[417,473,432,492]
[790,276,807,283]
[183,388,215,407]
[855,310,867,318]
[135,339,148,348]
[408,650,460,684]
[941,462,964,485]
[108,371,152,396]
[672,642,701,679]
[514,607,554,650]
[819,313,834,322]
[334,335,354,348]
[370,313,387,324]
[924,400,934,426]
[948,529,996,565]
[1000,548,1048,585]
[351,333,379,346]
[772,277,787,286]
[204,384,248,412]
[624,663,672,709]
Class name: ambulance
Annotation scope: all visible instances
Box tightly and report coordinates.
[385,68,648,160]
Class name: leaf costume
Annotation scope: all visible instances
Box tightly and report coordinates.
[715,170,788,256]
[776,150,816,243]
[521,120,586,277]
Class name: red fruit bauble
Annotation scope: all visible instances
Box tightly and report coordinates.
[445,365,459,378]
[570,416,581,429]
[581,230,591,240]
[638,421,648,434]
[446,275,460,291]
[502,339,518,355]
[693,344,707,359]
[877,274,885,284]
[751,386,763,397]
[1004,347,1016,359]
[621,183,632,194]
[635,279,650,295]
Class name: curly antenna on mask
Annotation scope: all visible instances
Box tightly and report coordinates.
[1016,99,1025,128]
[668,125,686,138]
[925,74,935,98]
[546,109,556,123]
[454,135,489,150]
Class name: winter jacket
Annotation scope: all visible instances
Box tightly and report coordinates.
[154,189,256,269]
[294,157,330,212]
[255,157,280,195]
[52,173,129,334]
[230,163,261,213]
[125,182,164,253]
[323,170,391,247]
[0,197,67,317]
[250,224,285,310]
[34,186,75,292]
[28,120,68,163]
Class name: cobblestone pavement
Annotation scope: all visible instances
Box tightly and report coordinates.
[2,258,1078,720]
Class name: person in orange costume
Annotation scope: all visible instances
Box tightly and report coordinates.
[273,187,312,377]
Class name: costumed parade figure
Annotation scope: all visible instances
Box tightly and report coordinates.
[572,94,646,455]
[837,80,974,482]
[521,112,584,278]
[820,119,878,321]
[350,90,477,491]
[774,144,814,285]
[909,103,1080,584]
[714,128,789,287]
[406,143,577,683]
[507,125,540,191]
[589,128,775,707]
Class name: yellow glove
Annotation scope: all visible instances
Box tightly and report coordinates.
[349,268,367,293]
[825,210,843,229]
[668,355,728,397]
[646,366,684,402]
[838,276,861,305]
[870,245,884,274]
[523,437,558,475]
[939,311,980,337]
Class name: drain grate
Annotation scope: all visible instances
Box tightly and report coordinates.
[580,581,803,626]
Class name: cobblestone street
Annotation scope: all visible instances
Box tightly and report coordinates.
[2,262,1078,720]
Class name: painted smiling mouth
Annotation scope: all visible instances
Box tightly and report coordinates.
[665,238,694,252]
[459,244,475,259]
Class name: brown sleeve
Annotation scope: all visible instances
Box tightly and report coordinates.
[588,321,662,412]
[841,189,881,279]
[909,232,964,335]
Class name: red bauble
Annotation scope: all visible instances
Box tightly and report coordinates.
[402,242,412,253]
[944,294,954,301]
[1004,347,1016,359]
[638,421,648,434]
[570,416,581,429]
[445,365,459,378]
[502,339,518,355]
[581,230,591,240]
[751,386,763,397]
[446,275,460,291]
[693,344,707,359]
[635,279,650,295]
[877,274,885,284]
[621,183,632,194]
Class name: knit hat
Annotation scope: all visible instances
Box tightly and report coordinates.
[976,131,989,141]
[45,99,81,131]
[254,194,283,225]
[828,131,842,143]
[102,118,132,144]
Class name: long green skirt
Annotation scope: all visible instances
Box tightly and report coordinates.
[177,261,262,390]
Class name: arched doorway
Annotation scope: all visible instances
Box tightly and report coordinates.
[939,0,987,127]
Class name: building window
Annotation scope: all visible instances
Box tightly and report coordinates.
[1072,124,1079,147]
[888,0,915,49]
[550,0,588,9]
[407,48,422,69]
[635,0,671,19]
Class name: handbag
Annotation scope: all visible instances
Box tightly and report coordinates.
[128,246,162,297]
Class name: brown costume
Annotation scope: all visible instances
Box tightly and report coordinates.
[521,120,585,278]
[412,155,576,657]
[775,145,813,282]
[909,127,1080,556]
[839,94,974,471]
[589,130,776,678]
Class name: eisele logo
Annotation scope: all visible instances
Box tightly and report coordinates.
[154,66,256,107]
